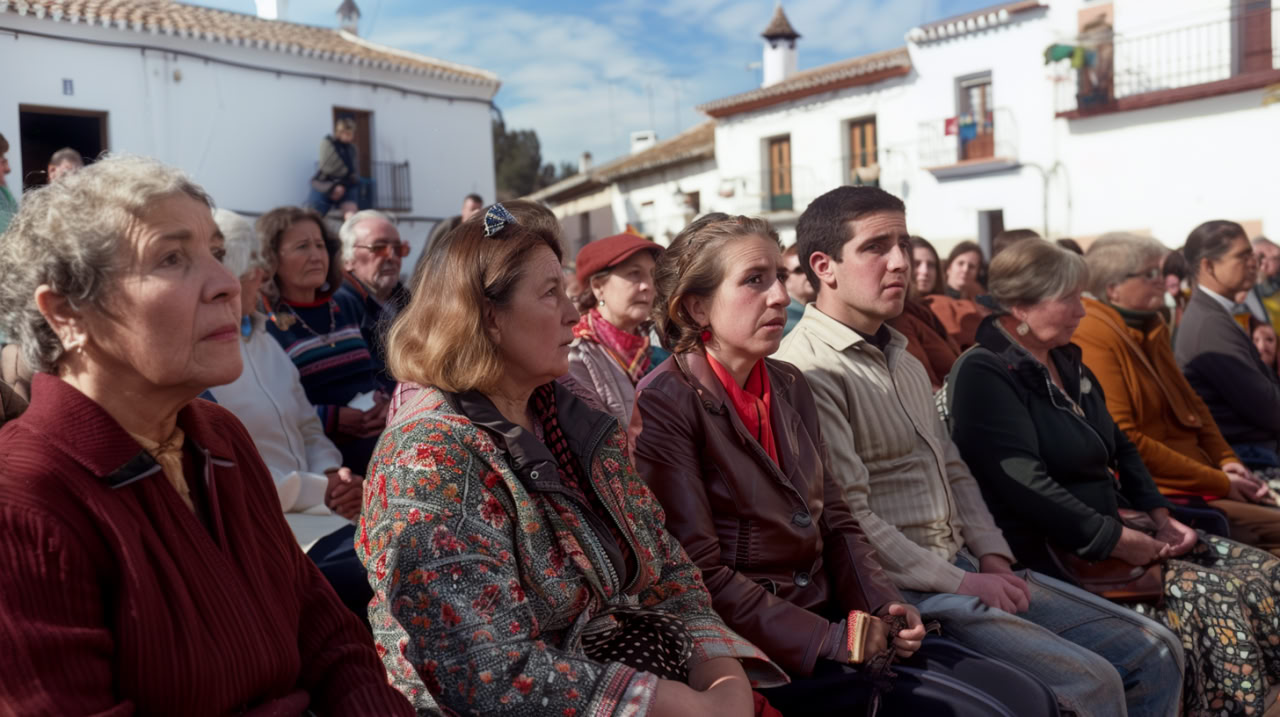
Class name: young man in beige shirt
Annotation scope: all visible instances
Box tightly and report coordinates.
[776,186,1181,717]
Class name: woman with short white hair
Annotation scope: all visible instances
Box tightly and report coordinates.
[1074,232,1280,555]
[0,155,411,714]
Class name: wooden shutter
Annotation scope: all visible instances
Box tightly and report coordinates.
[849,118,877,170]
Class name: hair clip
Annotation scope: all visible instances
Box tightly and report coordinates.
[484,203,517,237]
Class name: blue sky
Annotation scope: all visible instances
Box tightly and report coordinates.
[192,0,997,165]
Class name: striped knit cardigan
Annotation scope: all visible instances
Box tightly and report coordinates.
[359,380,787,715]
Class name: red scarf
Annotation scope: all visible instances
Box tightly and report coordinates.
[572,308,651,384]
[706,354,778,465]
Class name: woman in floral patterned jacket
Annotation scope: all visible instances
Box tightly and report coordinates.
[360,200,786,716]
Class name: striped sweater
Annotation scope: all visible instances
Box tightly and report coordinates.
[266,291,379,472]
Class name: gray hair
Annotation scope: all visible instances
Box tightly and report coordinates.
[1083,232,1166,299]
[212,208,262,279]
[987,237,1088,312]
[338,209,396,263]
[0,154,211,373]
[1254,236,1276,250]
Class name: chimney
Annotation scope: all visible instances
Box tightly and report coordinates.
[761,3,800,88]
[630,130,657,155]
[253,0,287,20]
[579,151,593,174]
[336,0,361,34]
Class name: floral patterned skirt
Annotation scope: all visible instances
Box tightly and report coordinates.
[1131,534,1280,716]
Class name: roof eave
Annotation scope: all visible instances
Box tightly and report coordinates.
[698,63,911,118]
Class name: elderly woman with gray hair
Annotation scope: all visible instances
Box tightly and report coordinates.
[0,155,412,715]
[948,237,1280,716]
[1073,233,1280,556]
[205,208,373,619]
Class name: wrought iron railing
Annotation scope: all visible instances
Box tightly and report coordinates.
[917,106,1018,168]
[1051,7,1280,113]
[366,160,412,212]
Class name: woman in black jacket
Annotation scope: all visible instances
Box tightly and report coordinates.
[948,238,1280,717]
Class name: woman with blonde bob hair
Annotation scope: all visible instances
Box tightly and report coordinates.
[950,237,1280,716]
[365,200,785,716]
[0,155,410,715]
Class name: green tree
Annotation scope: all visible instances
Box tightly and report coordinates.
[493,118,580,200]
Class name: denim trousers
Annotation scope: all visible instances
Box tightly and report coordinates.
[899,550,1184,717]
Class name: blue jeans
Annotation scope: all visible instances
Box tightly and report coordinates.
[899,551,1184,717]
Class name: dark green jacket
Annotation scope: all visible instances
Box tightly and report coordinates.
[947,316,1170,579]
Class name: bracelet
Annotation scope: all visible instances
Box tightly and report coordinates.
[846,610,870,664]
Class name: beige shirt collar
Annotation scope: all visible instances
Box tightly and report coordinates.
[798,303,908,356]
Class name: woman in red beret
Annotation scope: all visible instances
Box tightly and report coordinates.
[566,233,664,427]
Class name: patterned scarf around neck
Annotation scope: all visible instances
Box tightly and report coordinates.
[573,308,651,384]
[705,354,779,466]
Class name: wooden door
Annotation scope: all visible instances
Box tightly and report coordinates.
[768,136,792,211]
[332,106,372,176]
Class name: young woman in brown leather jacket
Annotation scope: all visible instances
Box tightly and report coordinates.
[628,214,1058,717]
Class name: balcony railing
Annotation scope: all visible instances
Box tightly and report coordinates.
[363,161,412,212]
[917,106,1019,174]
[1052,7,1280,115]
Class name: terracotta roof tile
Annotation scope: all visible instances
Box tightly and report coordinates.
[526,121,716,202]
[595,120,716,183]
[761,4,799,40]
[2,0,499,86]
[908,0,1045,44]
[697,47,910,118]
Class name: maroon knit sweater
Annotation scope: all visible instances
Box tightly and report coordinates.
[0,374,412,716]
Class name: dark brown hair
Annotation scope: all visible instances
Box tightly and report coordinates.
[387,200,563,393]
[909,235,944,296]
[256,206,343,304]
[653,213,779,353]
[1185,220,1247,280]
[794,186,905,295]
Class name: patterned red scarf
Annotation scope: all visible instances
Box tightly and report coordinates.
[706,354,778,466]
[572,308,651,384]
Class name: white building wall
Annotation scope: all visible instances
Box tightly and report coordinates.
[903,7,1064,250]
[0,12,496,255]
[1060,90,1280,243]
[612,159,719,246]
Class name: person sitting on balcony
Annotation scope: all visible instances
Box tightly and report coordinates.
[336,210,410,393]
[306,116,361,219]
[1175,221,1280,473]
[1074,232,1280,555]
[565,232,663,428]
[922,241,989,349]
[259,206,387,475]
[629,212,1060,716]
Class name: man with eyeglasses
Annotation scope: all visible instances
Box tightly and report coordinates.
[782,243,817,336]
[336,210,411,392]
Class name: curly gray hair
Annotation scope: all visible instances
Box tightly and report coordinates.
[338,209,396,263]
[1083,232,1167,300]
[0,154,211,373]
